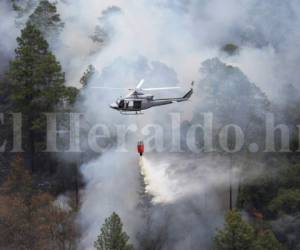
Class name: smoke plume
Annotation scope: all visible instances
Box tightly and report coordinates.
[2,0,300,249]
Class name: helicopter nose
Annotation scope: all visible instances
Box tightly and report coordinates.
[110,102,118,109]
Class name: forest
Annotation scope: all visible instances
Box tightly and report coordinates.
[0,0,300,250]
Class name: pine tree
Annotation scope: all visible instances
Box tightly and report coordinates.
[90,6,121,45]
[212,210,284,250]
[28,0,64,38]
[253,230,285,250]
[8,23,76,171]
[212,210,255,250]
[11,0,36,15]
[269,188,300,215]
[94,212,134,250]
[195,58,269,148]
[80,64,95,87]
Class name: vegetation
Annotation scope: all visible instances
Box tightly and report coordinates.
[2,2,300,250]
[238,163,300,249]
[90,6,122,45]
[94,212,134,250]
[0,155,78,249]
[28,0,64,38]
[213,210,255,250]
[80,64,96,87]
[222,43,239,55]
[11,0,36,15]
[8,22,77,172]
[212,210,284,250]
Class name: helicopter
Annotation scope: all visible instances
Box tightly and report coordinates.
[95,79,194,114]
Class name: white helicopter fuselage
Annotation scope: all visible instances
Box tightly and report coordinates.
[110,87,193,113]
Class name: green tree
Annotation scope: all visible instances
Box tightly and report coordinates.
[192,59,270,209]
[253,230,284,250]
[94,212,134,250]
[194,58,269,148]
[8,23,76,171]
[212,210,255,250]
[238,163,300,218]
[280,164,300,189]
[80,64,95,87]
[90,6,121,45]
[28,0,64,38]
[221,43,239,55]
[212,210,284,250]
[268,189,300,215]
[11,0,35,15]
[237,176,279,215]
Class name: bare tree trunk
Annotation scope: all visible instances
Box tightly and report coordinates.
[75,164,79,210]
[28,118,35,173]
[229,155,233,210]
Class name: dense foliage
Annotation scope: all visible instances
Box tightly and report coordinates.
[94,212,134,250]
[1,1,300,250]
[212,210,284,250]
[0,155,78,249]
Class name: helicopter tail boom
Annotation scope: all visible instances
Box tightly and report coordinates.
[182,88,193,100]
[175,83,194,102]
[152,82,194,105]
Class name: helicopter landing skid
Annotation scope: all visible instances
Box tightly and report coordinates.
[120,111,144,115]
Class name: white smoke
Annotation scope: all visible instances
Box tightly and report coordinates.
[78,151,143,249]
[138,154,264,249]
[3,0,300,97]
[0,1,19,70]
[2,0,300,249]
[54,194,72,212]
[56,0,300,97]
[140,156,241,204]
[59,1,300,249]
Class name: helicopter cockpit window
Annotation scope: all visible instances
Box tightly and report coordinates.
[118,100,124,108]
[128,101,134,108]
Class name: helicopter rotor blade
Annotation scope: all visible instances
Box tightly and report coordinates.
[91,87,128,90]
[126,90,136,97]
[142,87,180,91]
[136,79,145,89]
